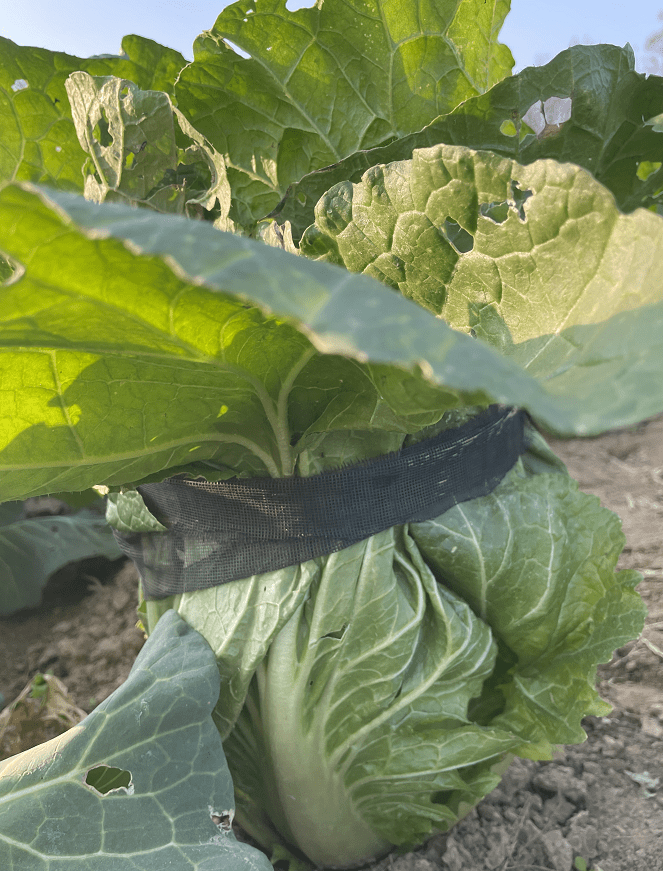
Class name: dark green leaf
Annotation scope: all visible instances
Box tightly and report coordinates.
[175,0,513,227]
[279,44,663,239]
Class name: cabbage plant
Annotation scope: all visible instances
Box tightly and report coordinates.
[1,1,662,867]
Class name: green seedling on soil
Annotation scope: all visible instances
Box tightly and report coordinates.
[575,857,604,871]
[1,1,662,868]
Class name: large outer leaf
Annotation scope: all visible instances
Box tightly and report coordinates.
[0,36,187,190]
[175,0,513,227]
[1,179,663,500]
[0,182,513,501]
[300,143,663,417]
[0,507,122,616]
[279,44,663,239]
[410,466,645,754]
[0,610,273,871]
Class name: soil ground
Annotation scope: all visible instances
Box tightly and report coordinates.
[1,416,662,871]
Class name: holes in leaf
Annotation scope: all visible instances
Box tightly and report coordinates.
[500,113,534,142]
[480,181,532,224]
[480,201,509,224]
[223,39,250,59]
[441,217,474,253]
[82,156,102,185]
[500,109,534,142]
[522,96,572,140]
[511,181,533,219]
[210,809,233,831]
[85,765,132,795]
[322,624,347,641]
[11,78,29,92]
[499,119,518,137]
[637,160,662,182]
[0,254,21,286]
[92,108,112,147]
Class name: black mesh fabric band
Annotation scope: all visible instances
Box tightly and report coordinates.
[114,405,527,598]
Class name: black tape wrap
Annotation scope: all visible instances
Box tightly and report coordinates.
[114,405,528,599]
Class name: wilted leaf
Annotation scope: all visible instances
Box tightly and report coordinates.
[0,35,187,189]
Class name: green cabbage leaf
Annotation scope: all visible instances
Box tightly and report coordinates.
[175,0,513,227]
[131,456,643,866]
[0,501,121,616]
[278,43,663,238]
[0,610,273,871]
[0,35,187,192]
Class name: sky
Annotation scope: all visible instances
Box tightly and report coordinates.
[2,0,662,74]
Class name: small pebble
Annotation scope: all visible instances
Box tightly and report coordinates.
[540,830,574,871]
[477,804,501,822]
[641,715,663,738]
[532,765,588,803]
[649,702,663,721]
[542,796,575,825]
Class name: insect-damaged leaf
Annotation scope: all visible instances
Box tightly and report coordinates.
[0,610,273,871]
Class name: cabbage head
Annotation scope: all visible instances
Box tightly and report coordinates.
[136,425,644,868]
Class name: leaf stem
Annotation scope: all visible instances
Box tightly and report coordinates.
[275,347,316,475]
